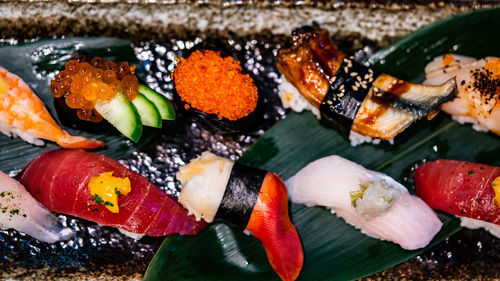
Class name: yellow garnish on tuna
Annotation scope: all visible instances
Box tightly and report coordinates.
[492,176,500,208]
[88,171,131,213]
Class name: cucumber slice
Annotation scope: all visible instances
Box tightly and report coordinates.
[95,92,142,142]
[131,93,162,128]
[138,84,175,120]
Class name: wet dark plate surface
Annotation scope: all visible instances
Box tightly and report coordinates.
[0,9,499,281]
[0,34,286,278]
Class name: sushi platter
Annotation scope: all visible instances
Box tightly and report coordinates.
[0,2,499,281]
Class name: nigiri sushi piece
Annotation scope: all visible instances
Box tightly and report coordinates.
[424,55,500,135]
[286,155,442,250]
[51,54,175,142]
[0,170,74,243]
[276,25,456,143]
[0,66,103,148]
[415,159,500,237]
[16,149,206,237]
[177,152,303,281]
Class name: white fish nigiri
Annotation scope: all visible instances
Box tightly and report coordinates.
[286,155,442,250]
[0,171,74,243]
[424,55,500,135]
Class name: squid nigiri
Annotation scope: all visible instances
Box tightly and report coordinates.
[415,159,500,237]
[16,149,206,237]
[0,170,74,243]
[0,66,104,148]
[276,25,456,144]
[286,155,442,250]
[177,152,303,281]
[424,55,500,135]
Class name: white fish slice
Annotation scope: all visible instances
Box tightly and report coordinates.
[0,171,74,243]
[286,155,442,250]
[424,55,500,135]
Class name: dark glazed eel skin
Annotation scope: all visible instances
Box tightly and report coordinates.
[276,25,457,140]
[276,25,346,109]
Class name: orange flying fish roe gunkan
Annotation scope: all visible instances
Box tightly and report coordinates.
[50,54,139,123]
[173,50,258,121]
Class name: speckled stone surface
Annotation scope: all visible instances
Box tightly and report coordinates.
[0,1,485,44]
[0,1,499,281]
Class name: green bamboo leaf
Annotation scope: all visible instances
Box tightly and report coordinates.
[144,7,500,281]
[0,37,155,172]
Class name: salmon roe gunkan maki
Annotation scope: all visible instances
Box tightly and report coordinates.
[50,54,138,123]
[173,50,258,121]
[50,54,175,142]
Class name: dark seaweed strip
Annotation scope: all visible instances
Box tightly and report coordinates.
[214,162,266,229]
[319,59,379,138]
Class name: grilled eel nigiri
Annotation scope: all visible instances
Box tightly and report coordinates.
[276,25,457,141]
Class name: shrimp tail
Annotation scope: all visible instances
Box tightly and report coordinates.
[0,66,105,149]
[56,132,104,149]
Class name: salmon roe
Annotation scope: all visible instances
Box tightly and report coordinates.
[50,54,138,122]
[173,50,258,121]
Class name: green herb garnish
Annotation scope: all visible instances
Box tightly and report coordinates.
[468,170,474,175]
[92,194,104,204]
[92,193,115,208]
[350,183,369,208]
[103,201,114,207]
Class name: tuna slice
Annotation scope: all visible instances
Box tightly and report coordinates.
[16,149,206,236]
[414,159,500,225]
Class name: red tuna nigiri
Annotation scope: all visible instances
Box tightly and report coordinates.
[17,149,206,236]
[414,159,500,225]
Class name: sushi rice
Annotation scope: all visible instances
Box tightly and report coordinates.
[459,217,500,238]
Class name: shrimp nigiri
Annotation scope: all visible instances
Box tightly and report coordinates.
[424,55,500,135]
[0,170,74,243]
[0,66,104,148]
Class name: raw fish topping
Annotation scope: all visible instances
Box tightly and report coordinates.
[0,171,74,243]
[414,159,500,225]
[492,176,500,208]
[425,55,500,135]
[17,149,206,236]
[50,54,138,122]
